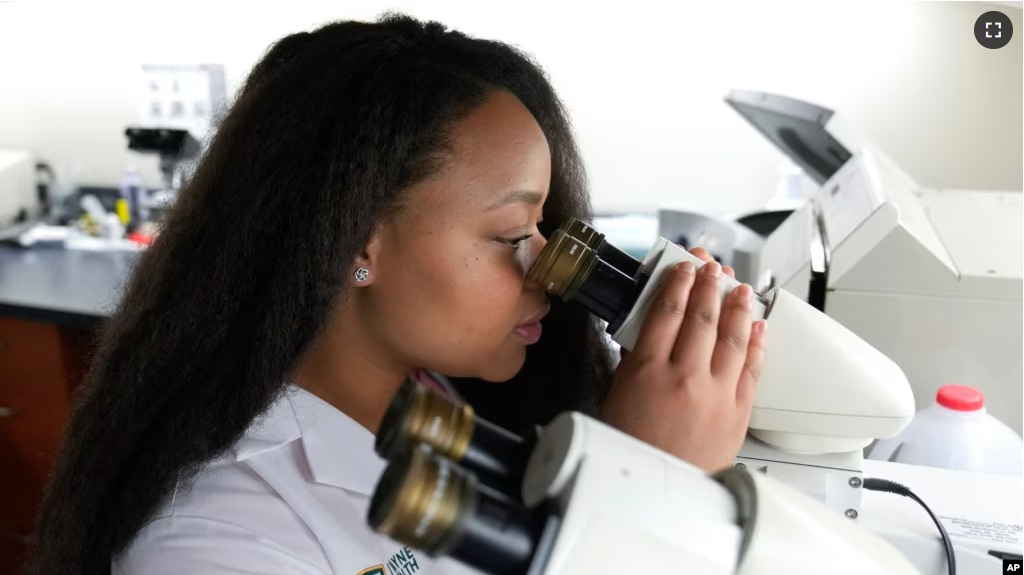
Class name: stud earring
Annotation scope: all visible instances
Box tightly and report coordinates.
[354,267,370,283]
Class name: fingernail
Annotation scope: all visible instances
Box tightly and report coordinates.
[703,261,722,277]
[678,261,696,274]
[734,284,752,307]
[755,320,768,336]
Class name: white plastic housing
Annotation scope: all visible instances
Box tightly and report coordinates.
[733,468,919,575]
[859,459,1023,574]
[613,238,770,351]
[522,412,743,575]
[612,240,915,454]
[748,289,914,453]
[757,143,1022,436]
[735,437,864,514]
[816,149,1023,436]
[521,412,920,575]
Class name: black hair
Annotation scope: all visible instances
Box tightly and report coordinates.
[27,12,612,575]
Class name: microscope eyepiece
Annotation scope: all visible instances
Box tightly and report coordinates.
[527,229,598,301]
[557,217,602,247]
[369,444,470,553]
[376,378,475,463]
[369,446,541,575]
[555,217,641,278]
[528,228,644,332]
[534,217,774,340]
[376,379,534,501]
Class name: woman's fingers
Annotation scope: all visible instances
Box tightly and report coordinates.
[711,284,754,385]
[632,262,697,362]
[689,247,711,262]
[736,321,768,406]
[688,247,733,278]
[605,246,769,475]
[672,260,723,369]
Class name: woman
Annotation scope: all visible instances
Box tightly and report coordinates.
[29,13,765,575]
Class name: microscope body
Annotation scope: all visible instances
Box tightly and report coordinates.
[519,412,920,575]
[368,378,922,575]
[606,238,916,516]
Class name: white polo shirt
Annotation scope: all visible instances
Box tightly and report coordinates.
[113,384,481,575]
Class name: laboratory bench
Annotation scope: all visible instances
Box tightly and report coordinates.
[0,244,137,571]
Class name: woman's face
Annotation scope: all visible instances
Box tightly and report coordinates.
[359,90,552,382]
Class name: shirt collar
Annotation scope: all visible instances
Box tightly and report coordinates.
[234,385,386,496]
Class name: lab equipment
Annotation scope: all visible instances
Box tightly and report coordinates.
[657,209,765,285]
[869,385,1023,475]
[530,216,914,512]
[78,194,123,240]
[125,64,228,212]
[123,127,201,208]
[0,150,39,227]
[724,88,1024,571]
[766,156,811,211]
[733,209,795,238]
[529,217,1020,573]
[725,90,1024,438]
[859,458,1023,574]
[548,218,642,278]
[137,64,228,141]
[368,388,921,575]
[374,378,536,501]
[118,164,147,232]
[590,214,659,260]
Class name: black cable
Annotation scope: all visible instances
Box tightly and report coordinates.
[863,478,955,575]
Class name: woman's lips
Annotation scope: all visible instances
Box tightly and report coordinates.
[512,321,543,344]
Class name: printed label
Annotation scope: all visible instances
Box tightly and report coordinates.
[940,516,1023,547]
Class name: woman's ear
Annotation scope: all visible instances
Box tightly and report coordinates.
[351,227,383,287]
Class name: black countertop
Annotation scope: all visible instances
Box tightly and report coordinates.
[0,246,139,330]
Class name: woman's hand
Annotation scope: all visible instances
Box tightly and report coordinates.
[601,248,767,474]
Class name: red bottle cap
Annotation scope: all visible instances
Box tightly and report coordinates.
[936,384,984,411]
[128,232,154,246]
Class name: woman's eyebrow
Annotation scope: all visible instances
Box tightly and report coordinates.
[485,190,544,212]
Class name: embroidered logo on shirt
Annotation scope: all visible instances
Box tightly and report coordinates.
[356,546,420,575]
[386,547,420,575]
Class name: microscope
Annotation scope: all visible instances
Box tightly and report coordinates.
[123,64,227,220]
[528,217,916,520]
[366,378,920,575]
[366,213,1024,573]
[123,127,201,199]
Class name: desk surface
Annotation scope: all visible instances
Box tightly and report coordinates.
[0,246,138,330]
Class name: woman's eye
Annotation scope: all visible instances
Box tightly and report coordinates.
[500,234,534,249]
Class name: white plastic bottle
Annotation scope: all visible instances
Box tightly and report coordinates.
[868,384,1023,475]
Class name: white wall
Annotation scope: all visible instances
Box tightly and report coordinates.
[0,0,1020,217]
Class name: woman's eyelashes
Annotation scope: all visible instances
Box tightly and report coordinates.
[498,234,534,250]
[495,214,543,250]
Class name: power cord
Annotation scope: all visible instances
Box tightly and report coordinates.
[863,478,955,575]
